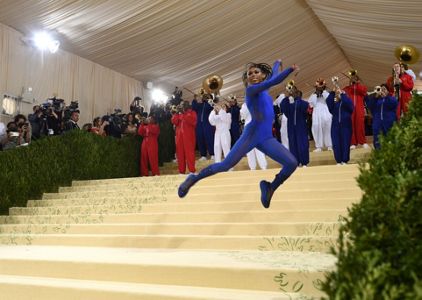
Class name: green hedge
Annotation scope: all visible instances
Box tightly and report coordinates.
[322,93,422,299]
[0,130,142,214]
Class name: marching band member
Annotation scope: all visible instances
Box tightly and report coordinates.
[365,84,398,149]
[179,60,299,209]
[240,102,267,170]
[343,70,368,149]
[228,96,241,147]
[171,101,197,174]
[138,116,160,176]
[280,83,310,167]
[191,94,214,161]
[208,102,232,163]
[386,62,414,119]
[326,86,354,165]
[308,78,332,152]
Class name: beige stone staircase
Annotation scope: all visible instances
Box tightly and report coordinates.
[0,161,364,299]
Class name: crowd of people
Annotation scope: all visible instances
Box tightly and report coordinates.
[0,62,416,179]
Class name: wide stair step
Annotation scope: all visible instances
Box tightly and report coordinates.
[0,163,364,299]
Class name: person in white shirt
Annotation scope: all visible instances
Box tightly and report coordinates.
[308,78,332,152]
[274,94,289,150]
[208,102,232,163]
[240,102,267,170]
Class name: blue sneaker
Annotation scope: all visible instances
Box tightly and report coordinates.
[178,174,197,198]
[260,180,274,209]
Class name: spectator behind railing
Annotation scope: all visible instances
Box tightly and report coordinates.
[90,117,107,137]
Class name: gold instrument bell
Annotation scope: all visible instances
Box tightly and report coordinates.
[202,74,223,95]
[286,80,295,91]
[348,69,357,77]
[395,45,420,65]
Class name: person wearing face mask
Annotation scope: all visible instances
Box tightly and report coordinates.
[178,59,298,209]
[386,62,414,119]
[365,84,398,149]
[280,83,310,167]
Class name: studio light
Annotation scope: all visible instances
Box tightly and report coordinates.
[151,89,168,104]
[32,31,60,53]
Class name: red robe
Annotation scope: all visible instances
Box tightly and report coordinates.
[138,123,160,176]
[344,83,367,145]
[171,109,197,173]
[386,73,414,119]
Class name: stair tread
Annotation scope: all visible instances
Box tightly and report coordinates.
[0,246,336,271]
[0,274,304,300]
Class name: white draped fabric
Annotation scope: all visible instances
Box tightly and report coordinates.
[0,23,143,125]
[0,0,420,120]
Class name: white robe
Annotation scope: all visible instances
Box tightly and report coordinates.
[209,109,231,163]
[308,90,332,149]
[240,103,267,170]
[274,94,289,150]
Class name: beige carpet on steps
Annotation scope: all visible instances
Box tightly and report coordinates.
[0,159,366,299]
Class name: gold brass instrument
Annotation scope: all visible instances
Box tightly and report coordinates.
[203,74,223,95]
[331,76,342,102]
[395,45,420,65]
[286,80,295,92]
[348,69,357,77]
[202,74,223,106]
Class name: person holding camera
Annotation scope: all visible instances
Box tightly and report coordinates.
[63,111,80,132]
[2,121,28,150]
[14,114,31,145]
[138,116,160,176]
[365,84,398,149]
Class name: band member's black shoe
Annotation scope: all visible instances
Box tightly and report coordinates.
[260,180,273,209]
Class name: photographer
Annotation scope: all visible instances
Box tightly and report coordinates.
[14,114,31,145]
[2,122,24,150]
[130,97,145,116]
[101,109,124,138]
[123,113,138,136]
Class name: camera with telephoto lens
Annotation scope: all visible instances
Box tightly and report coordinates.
[63,101,79,121]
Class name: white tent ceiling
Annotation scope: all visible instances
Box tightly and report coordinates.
[0,0,420,99]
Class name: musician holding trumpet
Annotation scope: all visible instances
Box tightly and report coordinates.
[343,70,369,150]
[326,77,354,165]
[208,101,232,163]
[365,84,398,149]
[308,78,333,152]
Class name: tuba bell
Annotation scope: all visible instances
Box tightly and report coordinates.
[394,45,420,65]
[202,74,223,95]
